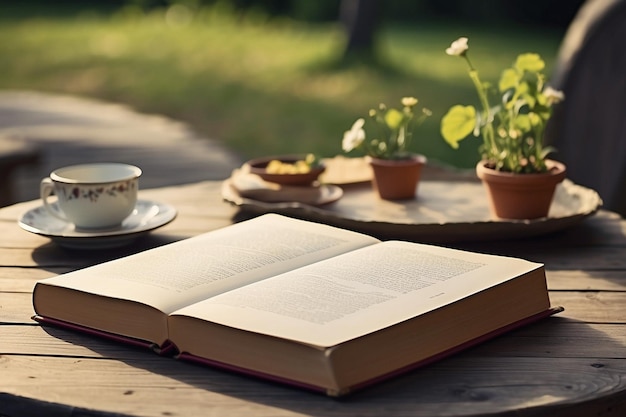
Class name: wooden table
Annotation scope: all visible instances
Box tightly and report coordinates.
[1,180,625,417]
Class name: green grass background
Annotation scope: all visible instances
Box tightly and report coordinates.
[0,4,566,168]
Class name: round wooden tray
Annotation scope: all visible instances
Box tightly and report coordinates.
[222,178,602,243]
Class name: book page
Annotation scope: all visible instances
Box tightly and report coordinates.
[173,241,544,346]
[38,214,380,313]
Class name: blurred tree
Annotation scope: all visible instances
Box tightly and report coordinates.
[340,0,381,61]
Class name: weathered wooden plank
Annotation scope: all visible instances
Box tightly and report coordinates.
[542,211,626,245]
[459,243,626,271]
[1,354,624,417]
[0,293,35,323]
[550,292,626,323]
[539,247,626,270]
[547,270,626,291]
[2,320,624,360]
[475,318,626,357]
[0,325,154,359]
[0,267,65,293]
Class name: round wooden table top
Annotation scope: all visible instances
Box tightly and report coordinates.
[1,180,625,417]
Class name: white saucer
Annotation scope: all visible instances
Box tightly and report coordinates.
[18,200,177,250]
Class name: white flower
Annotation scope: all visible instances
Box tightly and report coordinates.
[543,86,565,105]
[401,97,418,107]
[342,118,366,152]
[446,37,469,56]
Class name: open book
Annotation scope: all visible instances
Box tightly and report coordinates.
[32,214,561,396]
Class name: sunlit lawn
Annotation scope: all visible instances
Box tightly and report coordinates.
[0,5,566,168]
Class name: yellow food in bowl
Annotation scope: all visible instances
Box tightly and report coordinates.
[266,159,312,174]
[246,154,324,186]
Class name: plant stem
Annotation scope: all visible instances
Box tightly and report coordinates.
[468,68,496,160]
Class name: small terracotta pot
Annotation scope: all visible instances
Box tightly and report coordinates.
[369,155,427,200]
[476,159,567,220]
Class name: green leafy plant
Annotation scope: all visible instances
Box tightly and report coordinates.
[441,37,564,173]
[342,97,432,160]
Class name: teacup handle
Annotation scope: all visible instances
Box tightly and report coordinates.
[40,177,69,222]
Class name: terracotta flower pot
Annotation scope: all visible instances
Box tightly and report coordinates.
[476,159,567,220]
[369,155,427,200]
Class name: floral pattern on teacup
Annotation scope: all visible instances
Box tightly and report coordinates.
[60,180,137,203]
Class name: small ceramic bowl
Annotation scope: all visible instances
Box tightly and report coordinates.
[245,155,326,186]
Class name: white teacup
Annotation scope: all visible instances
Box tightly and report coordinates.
[40,163,142,229]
